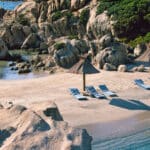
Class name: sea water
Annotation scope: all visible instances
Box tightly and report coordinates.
[0,1,22,10]
[0,61,48,80]
[79,112,150,150]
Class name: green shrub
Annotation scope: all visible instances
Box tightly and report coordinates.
[52,11,63,22]
[68,35,79,40]
[64,11,73,20]
[52,11,75,23]
[97,0,150,40]
[129,32,150,47]
[16,14,29,26]
[79,9,90,26]
[54,42,65,50]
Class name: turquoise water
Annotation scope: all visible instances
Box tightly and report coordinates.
[79,112,150,150]
[0,61,48,80]
[93,129,150,150]
[0,1,22,10]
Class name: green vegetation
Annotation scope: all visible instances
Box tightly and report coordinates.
[68,34,79,40]
[129,32,150,47]
[52,11,63,22]
[52,11,74,23]
[97,0,150,45]
[16,14,29,26]
[65,11,73,19]
[79,9,90,26]
[54,42,65,50]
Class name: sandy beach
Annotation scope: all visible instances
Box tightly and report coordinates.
[0,70,150,148]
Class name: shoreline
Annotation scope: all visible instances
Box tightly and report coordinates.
[78,111,150,149]
[78,111,150,143]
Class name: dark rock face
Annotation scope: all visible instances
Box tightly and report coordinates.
[21,33,42,49]
[0,8,6,19]
[0,37,11,60]
[1,24,26,49]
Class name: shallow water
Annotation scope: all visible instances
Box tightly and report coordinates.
[79,112,150,150]
[0,1,22,10]
[0,61,48,80]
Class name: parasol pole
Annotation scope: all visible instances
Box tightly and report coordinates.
[83,73,86,91]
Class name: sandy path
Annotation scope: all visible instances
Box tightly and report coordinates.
[0,71,150,127]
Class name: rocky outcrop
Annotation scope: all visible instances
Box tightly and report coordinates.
[71,0,89,10]
[53,39,89,68]
[0,38,11,60]
[21,33,41,49]
[15,1,38,24]
[87,10,112,40]
[1,24,26,49]
[0,0,132,71]
[96,42,128,69]
[0,101,92,150]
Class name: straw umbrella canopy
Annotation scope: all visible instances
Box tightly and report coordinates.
[68,54,99,91]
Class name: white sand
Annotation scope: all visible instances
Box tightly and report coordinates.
[0,70,150,127]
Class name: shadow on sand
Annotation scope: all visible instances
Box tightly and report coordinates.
[135,61,150,67]
[110,98,150,110]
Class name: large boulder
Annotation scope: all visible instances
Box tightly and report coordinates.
[53,39,89,68]
[1,24,26,49]
[0,102,92,150]
[21,33,41,49]
[11,24,26,48]
[22,26,32,37]
[96,42,128,69]
[15,1,38,24]
[87,11,112,40]
[1,27,14,49]
[0,38,10,60]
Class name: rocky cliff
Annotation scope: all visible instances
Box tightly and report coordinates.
[0,0,149,70]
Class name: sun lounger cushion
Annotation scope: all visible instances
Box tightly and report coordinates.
[134,79,150,90]
[99,84,117,97]
[69,88,87,100]
[86,86,105,99]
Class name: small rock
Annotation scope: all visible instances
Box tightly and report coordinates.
[36,62,45,68]
[0,103,3,109]
[137,65,145,72]
[18,68,31,74]
[103,63,116,71]
[9,62,16,67]
[131,67,138,72]
[118,64,127,72]
[134,44,146,56]
[42,50,48,54]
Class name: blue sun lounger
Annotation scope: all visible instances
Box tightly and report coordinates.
[69,88,87,100]
[99,84,117,97]
[134,79,150,90]
[86,86,105,99]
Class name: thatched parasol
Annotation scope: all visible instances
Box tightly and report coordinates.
[68,54,99,91]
